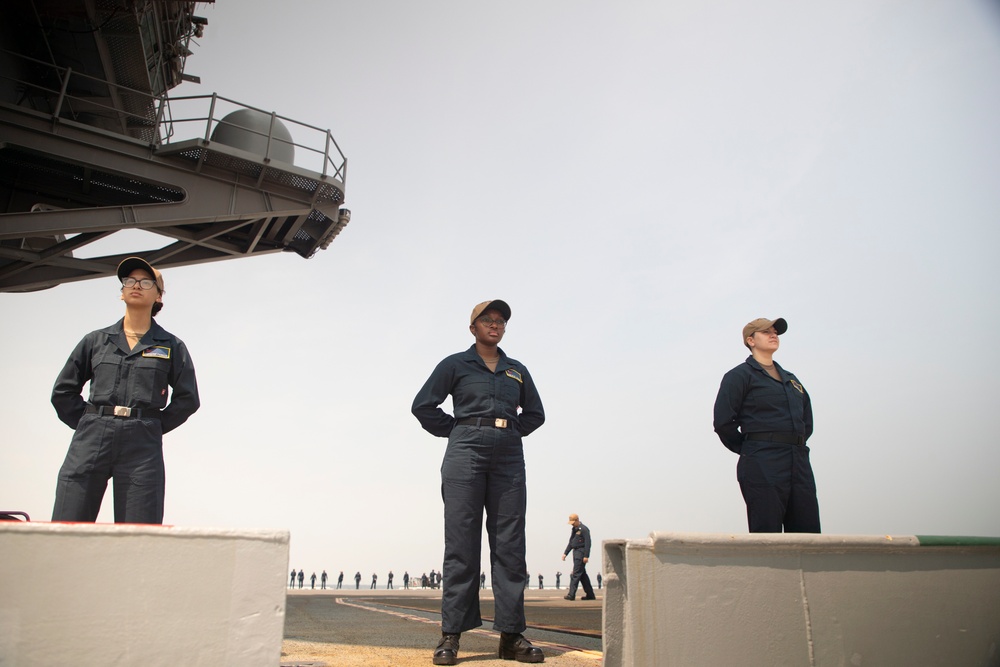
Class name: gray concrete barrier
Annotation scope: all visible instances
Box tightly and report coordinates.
[0,522,289,666]
[602,532,1000,666]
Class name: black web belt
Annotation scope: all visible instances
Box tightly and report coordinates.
[456,417,510,429]
[86,404,160,419]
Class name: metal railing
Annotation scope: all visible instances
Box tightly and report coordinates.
[162,93,348,181]
[0,48,347,182]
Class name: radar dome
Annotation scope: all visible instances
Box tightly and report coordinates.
[210,109,295,163]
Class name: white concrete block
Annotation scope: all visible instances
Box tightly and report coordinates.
[603,532,1000,666]
[0,522,289,667]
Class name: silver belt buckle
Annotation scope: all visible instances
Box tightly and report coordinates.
[113,406,132,417]
[494,418,507,428]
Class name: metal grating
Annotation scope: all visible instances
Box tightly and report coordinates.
[264,168,345,205]
[166,146,345,204]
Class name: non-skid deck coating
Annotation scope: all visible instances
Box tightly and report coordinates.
[281,589,603,667]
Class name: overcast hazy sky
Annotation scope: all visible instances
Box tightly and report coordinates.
[3,0,999,583]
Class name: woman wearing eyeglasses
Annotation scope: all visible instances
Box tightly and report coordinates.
[412,300,546,665]
[50,257,200,524]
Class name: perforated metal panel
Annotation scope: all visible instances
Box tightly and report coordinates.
[169,145,345,205]
[0,146,185,207]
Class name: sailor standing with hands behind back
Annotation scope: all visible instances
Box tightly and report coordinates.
[713,317,820,533]
[412,299,546,665]
[50,257,199,524]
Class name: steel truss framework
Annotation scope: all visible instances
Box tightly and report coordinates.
[0,0,349,292]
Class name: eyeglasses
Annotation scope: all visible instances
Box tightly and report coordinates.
[122,277,157,290]
[477,316,507,329]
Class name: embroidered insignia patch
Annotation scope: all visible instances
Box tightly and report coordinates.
[505,369,523,383]
[142,346,171,359]
[790,380,804,394]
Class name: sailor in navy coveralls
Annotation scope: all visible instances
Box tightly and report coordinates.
[51,257,199,524]
[413,299,545,664]
[561,514,596,600]
[713,317,820,533]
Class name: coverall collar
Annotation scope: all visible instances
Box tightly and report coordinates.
[107,318,170,355]
[745,354,785,380]
[463,343,509,372]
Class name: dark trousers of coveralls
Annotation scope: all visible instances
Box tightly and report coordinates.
[737,440,820,533]
[441,425,527,634]
[567,551,595,599]
[52,413,165,523]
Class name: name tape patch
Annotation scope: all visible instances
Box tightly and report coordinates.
[142,346,171,359]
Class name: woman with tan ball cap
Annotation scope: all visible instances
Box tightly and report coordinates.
[713,317,820,533]
[50,257,200,524]
[412,299,546,664]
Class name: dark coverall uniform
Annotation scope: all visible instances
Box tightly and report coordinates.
[51,318,199,524]
[564,523,595,599]
[713,355,820,533]
[412,344,544,635]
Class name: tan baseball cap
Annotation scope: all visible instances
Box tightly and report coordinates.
[470,299,511,325]
[743,317,787,342]
[117,257,164,293]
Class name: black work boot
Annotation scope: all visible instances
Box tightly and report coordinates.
[498,632,544,663]
[433,633,460,665]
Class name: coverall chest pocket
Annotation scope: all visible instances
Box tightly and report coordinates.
[499,374,521,408]
[744,384,785,414]
[134,356,170,408]
[453,375,491,413]
[90,352,123,402]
